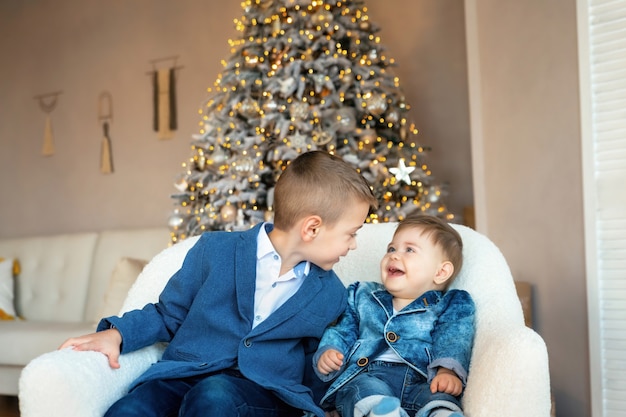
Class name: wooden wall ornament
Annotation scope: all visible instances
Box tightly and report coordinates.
[34,91,62,156]
[98,91,114,174]
[147,56,184,140]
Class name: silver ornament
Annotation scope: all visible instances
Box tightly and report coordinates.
[334,108,356,133]
[209,147,228,164]
[290,131,308,148]
[232,156,256,176]
[290,101,309,120]
[263,98,278,112]
[168,214,184,228]
[386,110,399,124]
[174,177,188,192]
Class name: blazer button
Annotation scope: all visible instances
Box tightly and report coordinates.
[357,357,369,367]
[386,331,399,343]
[244,339,252,347]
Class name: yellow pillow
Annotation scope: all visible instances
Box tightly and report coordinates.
[0,257,18,320]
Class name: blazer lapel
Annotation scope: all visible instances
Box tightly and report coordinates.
[249,267,323,335]
[235,224,263,328]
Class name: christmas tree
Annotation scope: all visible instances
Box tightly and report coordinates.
[169,0,453,243]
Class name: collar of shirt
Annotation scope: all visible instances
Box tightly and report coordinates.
[257,222,310,281]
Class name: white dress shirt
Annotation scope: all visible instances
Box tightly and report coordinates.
[253,223,309,328]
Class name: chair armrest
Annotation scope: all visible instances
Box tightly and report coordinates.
[19,344,165,417]
[463,326,551,417]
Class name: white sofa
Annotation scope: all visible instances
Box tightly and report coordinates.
[0,227,171,396]
[18,223,552,417]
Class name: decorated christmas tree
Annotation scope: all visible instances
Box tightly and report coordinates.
[169,0,453,243]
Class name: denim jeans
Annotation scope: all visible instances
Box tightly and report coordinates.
[333,361,463,417]
[104,370,299,417]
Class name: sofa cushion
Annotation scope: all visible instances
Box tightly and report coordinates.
[98,257,148,320]
[0,320,96,365]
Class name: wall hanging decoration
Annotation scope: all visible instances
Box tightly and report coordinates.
[98,91,114,174]
[148,56,184,140]
[34,91,62,156]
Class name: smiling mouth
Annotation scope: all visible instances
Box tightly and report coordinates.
[387,266,405,277]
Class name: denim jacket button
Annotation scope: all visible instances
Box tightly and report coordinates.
[357,357,369,367]
[244,339,252,347]
[386,331,399,343]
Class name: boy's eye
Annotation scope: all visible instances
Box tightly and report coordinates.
[406,247,416,253]
[386,246,396,253]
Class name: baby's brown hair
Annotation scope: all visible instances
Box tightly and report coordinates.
[395,212,463,283]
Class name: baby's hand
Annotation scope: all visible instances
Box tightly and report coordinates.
[58,328,123,369]
[317,349,344,375]
[430,368,463,396]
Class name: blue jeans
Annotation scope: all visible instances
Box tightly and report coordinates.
[104,370,299,417]
[333,361,463,417]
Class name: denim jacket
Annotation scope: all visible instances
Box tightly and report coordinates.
[313,281,475,407]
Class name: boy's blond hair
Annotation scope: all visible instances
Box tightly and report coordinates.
[395,213,464,283]
[273,151,378,230]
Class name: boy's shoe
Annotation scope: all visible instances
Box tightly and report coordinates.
[370,396,401,417]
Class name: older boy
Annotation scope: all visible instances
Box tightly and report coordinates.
[314,214,475,417]
[60,151,378,417]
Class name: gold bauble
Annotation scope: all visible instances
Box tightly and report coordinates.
[220,204,238,222]
[365,93,387,116]
[238,97,260,119]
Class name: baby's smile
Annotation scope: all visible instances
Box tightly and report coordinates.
[386,265,405,277]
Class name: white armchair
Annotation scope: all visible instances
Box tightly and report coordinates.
[18,223,552,417]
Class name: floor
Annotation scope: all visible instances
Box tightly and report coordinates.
[0,396,19,417]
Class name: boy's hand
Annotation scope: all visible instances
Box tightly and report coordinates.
[58,328,123,369]
[430,367,463,396]
[317,349,344,375]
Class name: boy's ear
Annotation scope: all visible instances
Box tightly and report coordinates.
[301,215,323,241]
[434,261,454,285]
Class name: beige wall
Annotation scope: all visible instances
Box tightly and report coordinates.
[0,0,472,238]
[466,0,589,416]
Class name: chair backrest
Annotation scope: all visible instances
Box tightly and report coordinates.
[121,222,525,336]
[450,224,524,331]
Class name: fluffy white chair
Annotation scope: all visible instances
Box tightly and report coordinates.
[18,223,551,417]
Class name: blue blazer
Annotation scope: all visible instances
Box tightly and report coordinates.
[99,223,348,417]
